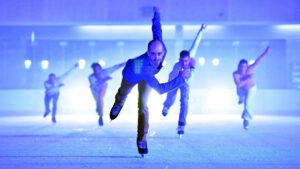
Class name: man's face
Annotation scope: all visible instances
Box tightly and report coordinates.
[49,75,56,84]
[239,63,248,74]
[180,56,190,69]
[147,41,165,68]
[94,66,102,75]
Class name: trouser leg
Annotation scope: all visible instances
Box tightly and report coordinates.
[137,81,151,142]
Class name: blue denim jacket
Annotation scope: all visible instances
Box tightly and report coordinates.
[122,12,185,94]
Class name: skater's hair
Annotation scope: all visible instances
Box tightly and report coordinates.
[180,50,190,58]
[238,59,248,70]
[91,62,102,70]
[147,39,164,50]
[48,73,56,79]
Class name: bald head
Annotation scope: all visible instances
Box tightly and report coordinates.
[147,40,165,68]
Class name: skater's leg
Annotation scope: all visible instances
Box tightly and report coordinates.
[44,94,51,117]
[178,84,189,126]
[51,93,59,123]
[178,84,189,135]
[137,81,151,142]
[110,78,134,120]
[137,81,151,154]
[242,85,256,129]
[97,84,108,126]
[244,85,256,120]
[162,88,178,116]
[237,88,245,104]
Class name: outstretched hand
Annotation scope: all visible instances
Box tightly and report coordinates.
[74,62,79,68]
[153,6,161,13]
[265,46,272,54]
[200,24,207,30]
[189,58,196,68]
[181,69,191,80]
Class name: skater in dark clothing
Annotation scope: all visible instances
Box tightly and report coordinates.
[109,7,190,157]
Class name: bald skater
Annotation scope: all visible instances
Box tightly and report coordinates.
[109,7,190,157]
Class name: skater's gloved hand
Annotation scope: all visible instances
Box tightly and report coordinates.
[200,24,207,30]
[74,63,79,68]
[265,46,272,54]
[153,6,161,13]
[189,57,196,69]
[180,69,191,80]
[59,83,64,87]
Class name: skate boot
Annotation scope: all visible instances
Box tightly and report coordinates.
[137,141,148,158]
[162,107,169,117]
[52,117,56,124]
[109,103,123,120]
[98,116,104,126]
[43,111,50,118]
[177,125,185,138]
[243,119,249,130]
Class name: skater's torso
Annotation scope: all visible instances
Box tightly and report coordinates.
[169,62,194,84]
[122,53,164,85]
[233,70,255,91]
[89,72,111,93]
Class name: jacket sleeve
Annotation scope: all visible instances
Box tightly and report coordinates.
[143,73,185,95]
[168,63,182,81]
[152,11,162,41]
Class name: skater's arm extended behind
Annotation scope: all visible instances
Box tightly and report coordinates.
[189,24,206,59]
[143,69,190,94]
[247,46,271,72]
[57,63,79,82]
[103,62,126,76]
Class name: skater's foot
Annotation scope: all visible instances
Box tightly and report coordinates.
[243,119,249,130]
[177,125,185,136]
[137,141,148,156]
[162,107,168,117]
[241,110,253,120]
[43,111,50,118]
[98,116,104,126]
[110,103,123,120]
[52,117,56,124]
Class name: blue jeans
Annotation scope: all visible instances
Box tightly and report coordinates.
[91,84,108,117]
[44,93,59,118]
[163,83,190,126]
[238,85,256,120]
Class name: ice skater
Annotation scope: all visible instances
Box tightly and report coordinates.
[109,7,190,157]
[162,24,207,137]
[43,63,79,123]
[88,62,125,126]
[233,46,271,129]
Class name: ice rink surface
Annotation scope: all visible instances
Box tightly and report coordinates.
[1,113,300,169]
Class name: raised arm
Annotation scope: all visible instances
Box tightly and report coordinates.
[248,46,271,72]
[152,6,162,41]
[189,24,206,58]
[103,62,126,76]
[58,63,79,82]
